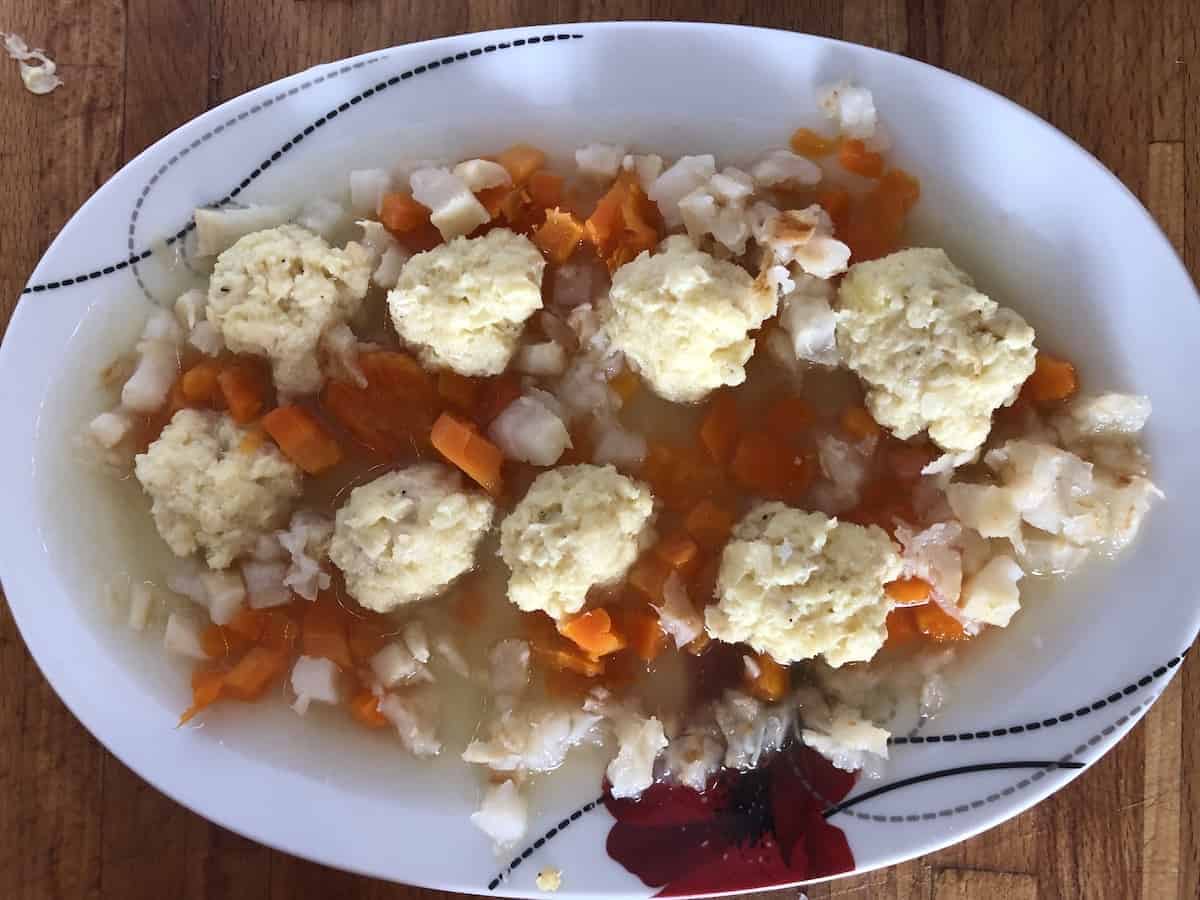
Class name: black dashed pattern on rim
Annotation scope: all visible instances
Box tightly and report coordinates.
[21,32,585,296]
[486,796,604,892]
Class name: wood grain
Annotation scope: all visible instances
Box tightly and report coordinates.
[0,2,1196,898]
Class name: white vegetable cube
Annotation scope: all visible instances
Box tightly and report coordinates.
[193,205,292,257]
[163,612,207,660]
[409,167,490,240]
[379,688,441,757]
[452,158,512,191]
[513,341,567,376]
[349,168,393,216]
[201,570,247,624]
[128,583,154,631]
[470,779,528,852]
[370,641,425,688]
[174,288,208,330]
[290,655,343,715]
[575,143,626,180]
[959,555,1024,627]
[488,395,572,467]
[751,149,823,189]
[295,196,349,239]
[188,321,224,357]
[403,621,431,664]
[648,155,717,227]
[121,341,180,413]
[240,560,291,610]
[88,411,132,449]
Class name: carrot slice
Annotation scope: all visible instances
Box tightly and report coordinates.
[431,412,504,494]
[838,138,885,178]
[320,351,436,456]
[532,208,586,264]
[699,392,739,464]
[654,532,700,572]
[437,371,482,411]
[743,652,790,702]
[790,127,837,158]
[379,191,431,235]
[217,362,269,424]
[528,170,564,209]
[559,608,627,659]
[349,690,389,728]
[222,646,289,701]
[261,405,343,475]
[841,406,882,442]
[180,360,223,406]
[179,668,226,725]
[885,577,933,606]
[301,599,354,670]
[685,500,736,551]
[913,603,971,642]
[1023,353,1078,406]
[884,606,921,648]
[495,144,547,185]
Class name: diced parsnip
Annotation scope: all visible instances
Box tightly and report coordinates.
[513,341,567,376]
[349,168,393,217]
[89,410,132,449]
[241,559,292,609]
[379,689,442,757]
[164,613,208,660]
[188,321,224,357]
[409,168,490,240]
[452,158,512,192]
[470,779,528,850]
[374,245,411,289]
[434,634,471,678]
[194,205,292,257]
[121,341,179,413]
[174,288,207,330]
[370,641,428,688]
[223,646,289,700]
[575,143,626,180]
[750,149,822,189]
[320,322,367,389]
[657,572,704,647]
[494,144,546,185]
[295,196,349,240]
[431,412,504,494]
[403,621,431,664]
[289,655,343,715]
[261,405,343,475]
[558,608,626,658]
[201,570,246,625]
[647,155,716,228]
[622,153,665,192]
[217,363,268,424]
[127,583,154,631]
[532,209,585,264]
[590,418,647,469]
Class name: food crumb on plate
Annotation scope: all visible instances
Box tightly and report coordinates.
[536,867,563,892]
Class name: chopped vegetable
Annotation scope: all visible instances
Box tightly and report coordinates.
[789,127,837,158]
[731,431,811,498]
[379,191,432,235]
[841,406,882,441]
[226,606,266,642]
[913,603,970,642]
[301,598,354,669]
[321,351,436,456]
[180,360,223,406]
[654,532,700,572]
[685,499,736,551]
[885,577,933,606]
[611,605,666,663]
[609,368,641,403]
[585,173,662,271]
[884,606,921,647]
[558,608,627,658]
[495,144,547,185]
[838,138,885,178]
[532,209,586,264]
[222,646,289,701]
[432,412,504,494]
[217,362,269,424]
[743,652,789,702]
[816,187,851,234]
[1023,352,1078,406]
[628,555,672,604]
[261,405,343,475]
[258,609,300,651]
[349,690,388,728]
[179,668,225,725]
[698,392,739,464]
[528,170,564,208]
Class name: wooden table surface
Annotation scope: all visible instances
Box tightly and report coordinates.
[1,2,1196,898]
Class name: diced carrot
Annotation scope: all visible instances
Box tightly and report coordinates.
[619,181,660,252]
[534,645,606,678]
[474,373,522,426]
[886,577,933,606]
[838,138,885,178]
[609,368,641,403]
[532,208,586,264]
[841,169,921,263]
[259,609,300,651]
[699,392,739,465]
[321,351,436,456]
[226,607,267,642]
[913,603,971,642]
[379,192,431,235]
[841,406,882,442]
[200,624,235,659]
[179,668,226,725]
[476,185,510,220]
[743,652,790,702]
[222,646,289,701]
[348,690,388,729]
[559,608,627,658]
[790,127,837,158]
[1023,353,1078,406]
[431,412,504,495]
[180,360,223,406]
[884,606,921,648]
[528,170,564,209]
[585,174,661,270]
[584,180,625,255]
[765,396,813,442]
[261,405,343,475]
[437,371,481,411]
[495,144,547,185]
[395,220,443,252]
[685,500,736,551]
[611,605,666,663]
[301,598,354,669]
[731,431,811,498]
[217,362,269,424]
[628,555,673,605]
[816,187,851,234]
[348,618,390,662]
[654,532,700,572]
